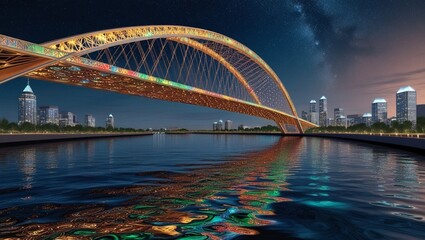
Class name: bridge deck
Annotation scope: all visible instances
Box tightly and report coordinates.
[0,33,316,133]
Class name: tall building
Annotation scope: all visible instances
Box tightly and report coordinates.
[309,100,318,125]
[336,115,347,127]
[106,114,114,128]
[334,108,344,120]
[18,81,37,125]
[347,114,363,126]
[333,108,344,126]
[60,112,76,127]
[328,118,335,127]
[309,100,317,112]
[371,98,387,123]
[301,111,308,121]
[396,86,416,124]
[217,120,224,131]
[362,113,372,126]
[334,108,343,120]
[39,106,59,125]
[225,120,232,130]
[85,114,96,127]
[418,104,425,118]
[319,96,327,127]
[213,122,218,131]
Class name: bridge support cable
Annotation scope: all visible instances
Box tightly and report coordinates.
[0,28,318,133]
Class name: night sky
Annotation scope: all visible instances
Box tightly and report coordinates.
[0,0,424,129]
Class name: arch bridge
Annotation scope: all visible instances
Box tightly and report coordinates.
[0,26,316,133]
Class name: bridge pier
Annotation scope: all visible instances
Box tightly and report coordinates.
[275,119,305,134]
[276,122,287,134]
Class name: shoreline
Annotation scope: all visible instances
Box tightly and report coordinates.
[167,131,425,153]
[0,132,153,147]
[0,131,423,153]
[165,131,284,136]
[302,133,425,153]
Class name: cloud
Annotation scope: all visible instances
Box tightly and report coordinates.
[356,76,425,95]
[378,67,425,79]
[354,66,425,90]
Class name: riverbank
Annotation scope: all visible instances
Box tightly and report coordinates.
[1,131,423,153]
[167,131,425,153]
[304,133,425,153]
[165,130,283,135]
[0,132,153,147]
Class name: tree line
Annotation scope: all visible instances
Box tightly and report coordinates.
[307,117,425,134]
[237,125,281,132]
[0,119,145,133]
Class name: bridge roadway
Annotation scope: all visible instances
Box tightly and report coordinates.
[0,33,315,133]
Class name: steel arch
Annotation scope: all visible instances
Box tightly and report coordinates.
[0,26,318,133]
[43,26,302,131]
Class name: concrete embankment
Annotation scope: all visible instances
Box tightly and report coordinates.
[0,132,153,147]
[166,131,284,136]
[166,131,424,152]
[7,131,422,153]
[305,133,425,152]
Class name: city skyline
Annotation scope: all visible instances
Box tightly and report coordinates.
[304,85,420,127]
[306,84,420,122]
[0,1,424,129]
[15,81,113,128]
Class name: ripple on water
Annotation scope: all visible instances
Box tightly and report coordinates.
[392,212,424,221]
[302,200,349,209]
[1,135,425,239]
[370,200,415,209]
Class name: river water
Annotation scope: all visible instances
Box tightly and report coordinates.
[0,134,424,239]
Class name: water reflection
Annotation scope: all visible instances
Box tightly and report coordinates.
[107,138,114,164]
[44,147,59,170]
[0,137,302,239]
[18,147,36,190]
[86,140,95,162]
[152,132,166,149]
[0,136,424,239]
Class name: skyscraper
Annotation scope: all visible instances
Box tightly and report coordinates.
[217,120,224,131]
[18,81,37,125]
[334,108,345,127]
[39,106,59,125]
[59,111,76,127]
[106,114,114,128]
[396,86,416,125]
[362,113,372,126]
[310,100,316,112]
[371,98,387,123]
[213,122,218,131]
[319,96,327,127]
[418,104,425,118]
[336,115,347,127]
[309,100,318,125]
[85,114,96,127]
[347,114,363,126]
[225,120,232,130]
[334,108,344,120]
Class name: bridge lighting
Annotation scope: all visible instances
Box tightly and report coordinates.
[0,26,318,133]
[95,34,107,42]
